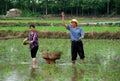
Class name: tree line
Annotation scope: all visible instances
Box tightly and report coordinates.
[0,0,120,16]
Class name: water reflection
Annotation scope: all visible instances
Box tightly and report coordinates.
[41,64,61,81]
[1,66,28,81]
[30,67,37,79]
[71,66,85,81]
[29,64,61,81]
[72,66,78,81]
[0,63,87,81]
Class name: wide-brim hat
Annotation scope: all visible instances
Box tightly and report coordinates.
[70,19,79,25]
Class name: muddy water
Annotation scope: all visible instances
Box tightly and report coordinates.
[0,60,119,81]
[0,63,86,81]
[0,39,120,81]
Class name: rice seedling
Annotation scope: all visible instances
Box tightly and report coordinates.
[0,39,120,81]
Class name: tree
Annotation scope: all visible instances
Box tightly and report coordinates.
[0,0,120,16]
[106,0,110,15]
[114,0,120,14]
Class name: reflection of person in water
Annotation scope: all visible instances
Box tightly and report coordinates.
[71,66,85,81]
[30,67,36,79]
[72,66,78,81]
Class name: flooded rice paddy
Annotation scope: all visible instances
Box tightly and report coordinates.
[0,39,120,81]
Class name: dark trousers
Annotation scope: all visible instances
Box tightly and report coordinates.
[71,40,85,61]
[31,46,38,58]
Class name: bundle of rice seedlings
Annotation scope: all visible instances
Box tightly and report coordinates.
[23,38,29,45]
[42,51,62,60]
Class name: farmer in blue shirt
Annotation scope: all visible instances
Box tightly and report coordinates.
[61,12,85,64]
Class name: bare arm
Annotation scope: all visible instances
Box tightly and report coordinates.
[61,12,68,28]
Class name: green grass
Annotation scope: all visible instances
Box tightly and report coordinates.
[0,26,120,33]
[0,39,120,81]
[0,18,120,23]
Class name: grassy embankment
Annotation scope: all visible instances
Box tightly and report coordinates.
[0,26,120,33]
[0,18,120,32]
[0,18,120,39]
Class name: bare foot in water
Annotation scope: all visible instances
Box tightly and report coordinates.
[82,59,85,64]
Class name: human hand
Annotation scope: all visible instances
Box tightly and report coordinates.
[23,38,29,45]
[79,36,84,40]
[79,37,82,41]
[30,41,33,44]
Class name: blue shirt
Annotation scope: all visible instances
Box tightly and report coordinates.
[67,25,84,41]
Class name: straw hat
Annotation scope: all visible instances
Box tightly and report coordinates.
[70,19,79,25]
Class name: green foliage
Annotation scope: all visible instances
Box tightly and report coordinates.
[21,10,41,17]
[82,0,105,10]
[0,0,120,16]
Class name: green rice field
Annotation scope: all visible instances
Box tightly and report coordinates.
[0,38,120,81]
[0,26,120,33]
[0,17,120,23]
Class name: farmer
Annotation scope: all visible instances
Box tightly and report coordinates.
[61,12,85,64]
[25,24,39,68]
